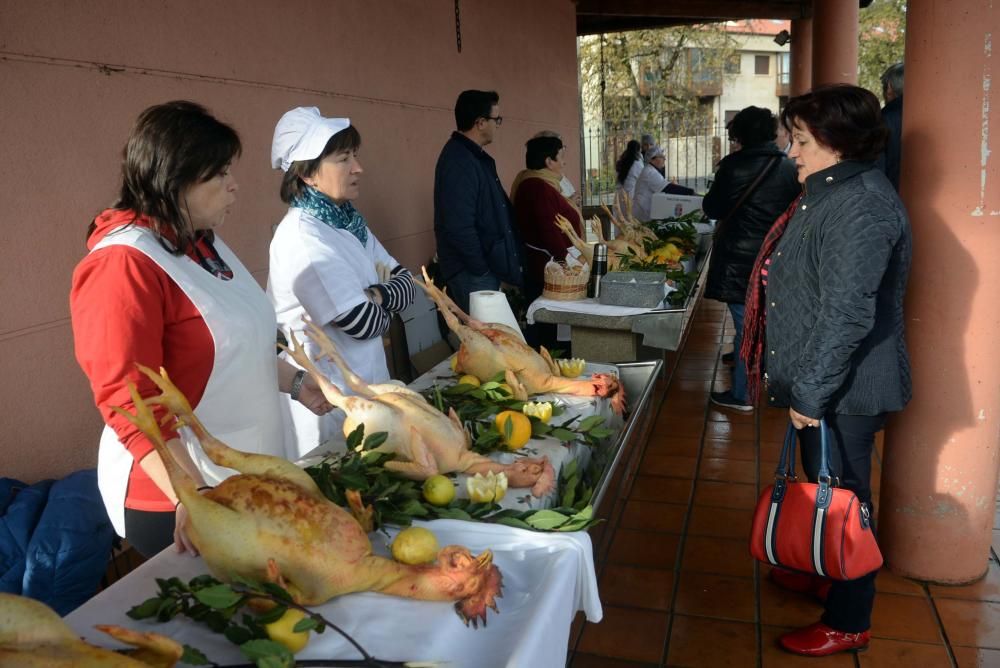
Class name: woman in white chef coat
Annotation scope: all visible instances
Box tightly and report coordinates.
[268,107,415,457]
[71,101,331,558]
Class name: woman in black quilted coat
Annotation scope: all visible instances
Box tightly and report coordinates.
[703,106,799,412]
[743,85,912,658]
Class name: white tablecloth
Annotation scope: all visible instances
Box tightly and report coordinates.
[65,520,602,668]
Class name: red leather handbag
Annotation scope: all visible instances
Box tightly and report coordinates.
[749,419,883,580]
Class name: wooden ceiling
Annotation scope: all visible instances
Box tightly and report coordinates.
[576,0,814,35]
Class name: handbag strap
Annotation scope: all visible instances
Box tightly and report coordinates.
[714,156,780,239]
[776,418,833,483]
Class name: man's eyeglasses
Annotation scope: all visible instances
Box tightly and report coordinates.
[483,115,503,126]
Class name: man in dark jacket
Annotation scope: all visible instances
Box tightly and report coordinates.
[703,106,800,411]
[433,90,524,313]
[877,63,904,191]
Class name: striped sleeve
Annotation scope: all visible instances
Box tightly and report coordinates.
[371,265,415,313]
[333,300,392,340]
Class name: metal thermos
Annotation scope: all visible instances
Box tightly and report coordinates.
[587,243,608,299]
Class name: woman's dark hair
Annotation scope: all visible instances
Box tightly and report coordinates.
[279,125,362,204]
[525,136,563,170]
[454,90,499,132]
[781,84,887,161]
[95,100,241,254]
[615,140,642,185]
[727,106,777,147]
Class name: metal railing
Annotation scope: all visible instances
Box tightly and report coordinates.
[580,122,736,208]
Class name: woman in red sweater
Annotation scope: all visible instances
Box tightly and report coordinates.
[71,101,330,558]
[510,134,583,349]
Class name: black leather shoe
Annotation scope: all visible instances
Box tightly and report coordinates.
[721,351,735,365]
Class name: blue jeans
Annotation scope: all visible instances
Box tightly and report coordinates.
[446,270,500,314]
[728,302,747,403]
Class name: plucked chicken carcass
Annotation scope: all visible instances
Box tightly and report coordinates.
[554,214,646,271]
[0,592,182,667]
[286,320,556,496]
[603,200,658,245]
[112,367,503,627]
[418,268,626,415]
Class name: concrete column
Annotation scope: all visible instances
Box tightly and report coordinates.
[790,18,812,96]
[879,1,1000,583]
[811,0,858,86]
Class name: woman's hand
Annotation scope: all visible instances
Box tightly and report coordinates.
[174,501,199,556]
[789,407,819,430]
[297,374,334,416]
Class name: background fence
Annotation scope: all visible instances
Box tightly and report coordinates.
[580,122,735,208]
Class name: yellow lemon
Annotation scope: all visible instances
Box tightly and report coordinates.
[466,471,508,503]
[264,608,311,654]
[422,474,456,506]
[522,401,553,424]
[458,374,481,387]
[495,410,532,449]
[557,358,586,378]
[391,526,439,565]
[449,356,460,372]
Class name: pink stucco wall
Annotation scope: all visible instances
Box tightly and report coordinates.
[0,0,581,481]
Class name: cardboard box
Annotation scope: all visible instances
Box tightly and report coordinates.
[650,193,704,220]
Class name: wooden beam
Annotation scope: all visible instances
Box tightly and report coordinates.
[576,0,811,22]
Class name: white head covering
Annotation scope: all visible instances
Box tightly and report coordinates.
[271,107,350,172]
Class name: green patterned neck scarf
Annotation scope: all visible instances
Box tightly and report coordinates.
[292,185,368,246]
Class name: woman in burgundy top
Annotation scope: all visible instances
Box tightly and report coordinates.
[510,134,583,349]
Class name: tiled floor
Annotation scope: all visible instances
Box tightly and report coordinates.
[567,300,1000,667]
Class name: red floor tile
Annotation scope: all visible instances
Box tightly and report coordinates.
[644,434,702,456]
[705,420,757,441]
[698,457,757,484]
[666,615,757,667]
[857,637,952,666]
[653,416,706,439]
[673,571,756,622]
[687,505,754,540]
[576,605,669,663]
[929,559,1000,603]
[936,598,1000,649]
[630,475,694,504]
[607,529,681,569]
[870,592,943,643]
[693,480,758,510]
[877,568,927,597]
[599,563,674,611]
[680,535,756,578]
[702,438,757,462]
[569,652,658,667]
[619,500,687,534]
[951,645,1000,667]
[642,453,698,478]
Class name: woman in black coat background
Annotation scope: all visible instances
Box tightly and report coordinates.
[703,106,800,411]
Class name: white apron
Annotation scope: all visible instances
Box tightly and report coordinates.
[94,227,284,537]
[268,210,392,457]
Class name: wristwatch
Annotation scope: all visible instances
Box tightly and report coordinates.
[289,369,307,401]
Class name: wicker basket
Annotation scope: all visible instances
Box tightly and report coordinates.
[542,261,590,301]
